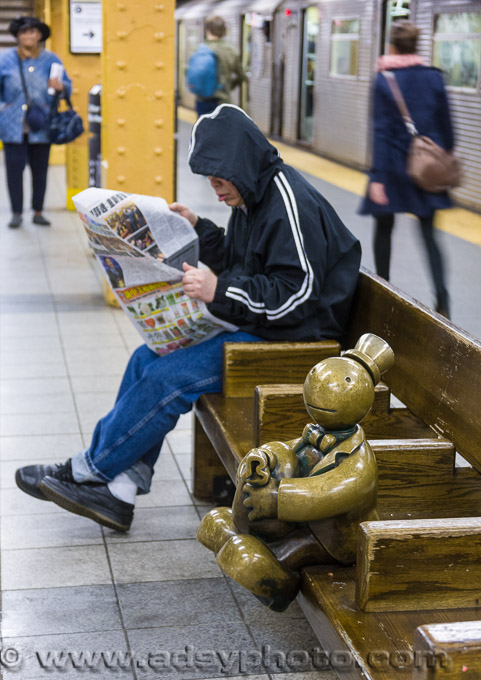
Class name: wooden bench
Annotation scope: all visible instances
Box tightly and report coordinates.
[192,267,481,679]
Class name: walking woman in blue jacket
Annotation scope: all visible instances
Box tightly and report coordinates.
[0,16,72,228]
[360,20,454,317]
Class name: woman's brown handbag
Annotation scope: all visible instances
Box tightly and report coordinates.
[383,71,462,193]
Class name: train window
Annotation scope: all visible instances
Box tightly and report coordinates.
[263,20,272,43]
[382,0,411,55]
[433,12,481,89]
[186,24,201,61]
[330,18,360,77]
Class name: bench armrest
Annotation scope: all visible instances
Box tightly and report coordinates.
[356,517,481,612]
[413,620,481,680]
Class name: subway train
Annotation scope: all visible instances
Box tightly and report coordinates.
[176,0,481,212]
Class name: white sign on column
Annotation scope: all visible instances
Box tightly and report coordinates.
[70,0,102,54]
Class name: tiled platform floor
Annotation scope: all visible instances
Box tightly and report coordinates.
[1,118,480,680]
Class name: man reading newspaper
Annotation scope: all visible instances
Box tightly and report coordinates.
[72,186,241,356]
[15,105,361,531]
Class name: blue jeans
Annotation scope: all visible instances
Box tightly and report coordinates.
[72,331,262,493]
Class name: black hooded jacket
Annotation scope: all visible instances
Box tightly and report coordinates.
[188,105,361,341]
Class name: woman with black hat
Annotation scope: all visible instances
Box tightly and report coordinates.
[0,16,72,228]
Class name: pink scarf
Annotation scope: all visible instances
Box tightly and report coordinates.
[376,54,425,71]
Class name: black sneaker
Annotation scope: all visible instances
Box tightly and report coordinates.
[33,214,51,226]
[15,459,74,501]
[39,477,134,532]
[8,214,22,228]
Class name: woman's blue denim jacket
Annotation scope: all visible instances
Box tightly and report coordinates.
[0,47,72,144]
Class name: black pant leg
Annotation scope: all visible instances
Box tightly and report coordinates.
[3,139,28,214]
[418,213,449,312]
[373,213,395,280]
[27,142,51,212]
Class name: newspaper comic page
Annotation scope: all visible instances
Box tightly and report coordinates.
[73,188,237,356]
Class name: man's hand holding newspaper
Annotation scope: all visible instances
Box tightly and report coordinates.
[168,201,218,303]
[169,201,198,228]
[73,188,236,356]
[182,263,217,303]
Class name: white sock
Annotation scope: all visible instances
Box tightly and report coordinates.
[107,472,137,505]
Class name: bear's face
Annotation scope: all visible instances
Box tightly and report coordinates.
[303,357,374,430]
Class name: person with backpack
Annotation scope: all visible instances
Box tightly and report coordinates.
[187,16,245,116]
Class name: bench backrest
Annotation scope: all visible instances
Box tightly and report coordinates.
[346,268,481,473]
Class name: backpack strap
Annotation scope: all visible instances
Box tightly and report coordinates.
[382,70,418,136]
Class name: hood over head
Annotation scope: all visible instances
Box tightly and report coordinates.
[188,104,283,208]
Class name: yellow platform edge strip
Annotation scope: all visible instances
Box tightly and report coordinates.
[178,105,481,248]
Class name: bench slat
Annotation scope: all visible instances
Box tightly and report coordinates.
[356,518,481,612]
[223,340,340,397]
[377,467,481,520]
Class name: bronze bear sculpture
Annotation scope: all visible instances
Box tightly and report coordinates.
[197,333,394,611]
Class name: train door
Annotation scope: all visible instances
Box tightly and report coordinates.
[298,5,319,144]
[177,21,186,101]
[241,14,253,114]
[270,9,285,138]
[381,0,412,54]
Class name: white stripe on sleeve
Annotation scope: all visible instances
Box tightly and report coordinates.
[225,171,313,320]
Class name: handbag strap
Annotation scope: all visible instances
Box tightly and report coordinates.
[382,70,418,136]
[16,51,30,106]
[50,92,74,116]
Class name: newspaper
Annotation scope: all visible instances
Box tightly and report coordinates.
[73,188,237,355]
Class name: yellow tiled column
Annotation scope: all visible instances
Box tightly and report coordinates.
[36,0,101,208]
[101,1,175,202]
[35,0,175,204]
